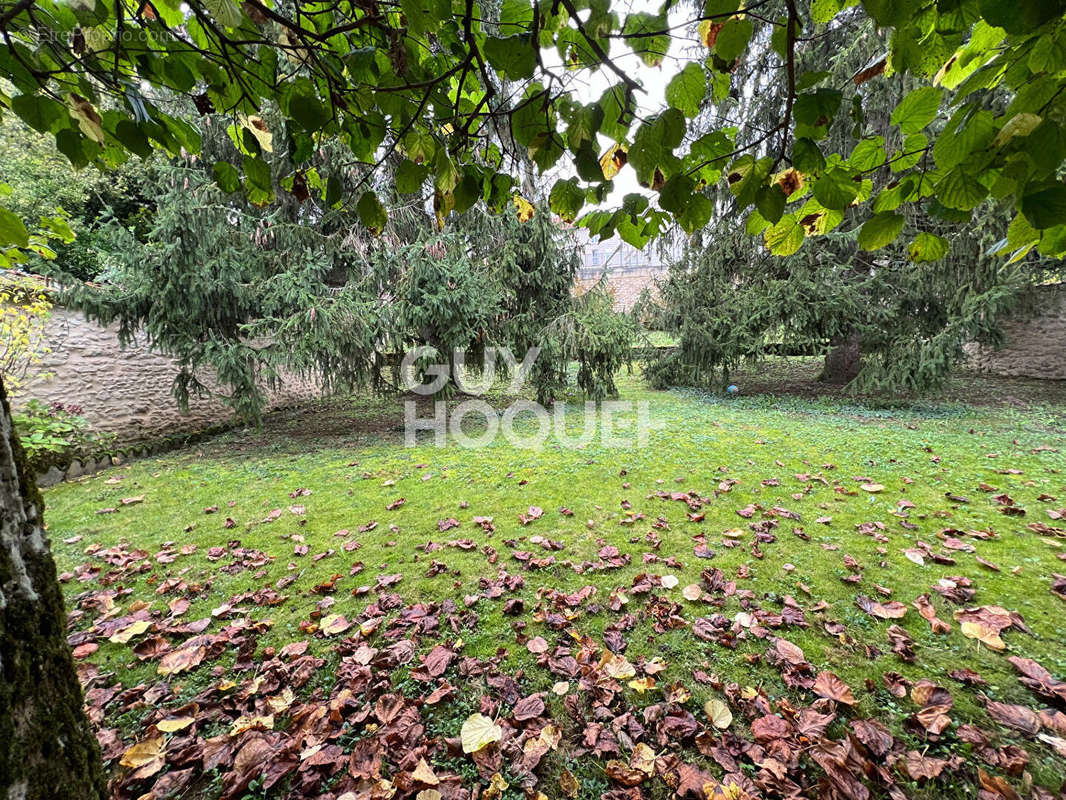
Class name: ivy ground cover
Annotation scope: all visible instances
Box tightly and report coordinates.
[42,376,1066,800]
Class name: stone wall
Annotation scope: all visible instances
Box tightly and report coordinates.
[10,306,322,441]
[576,267,664,311]
[966,283,1066,380]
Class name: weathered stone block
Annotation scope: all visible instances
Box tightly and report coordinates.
[36,465,65,487]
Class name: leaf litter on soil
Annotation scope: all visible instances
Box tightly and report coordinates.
[46,379,1066,800]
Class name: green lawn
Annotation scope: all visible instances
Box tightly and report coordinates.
[44,372,1066,800]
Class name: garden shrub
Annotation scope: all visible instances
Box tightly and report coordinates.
[0,272,53,392]
[13,400,116,473]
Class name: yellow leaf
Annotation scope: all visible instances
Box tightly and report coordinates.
[541,723,562,749]
[559,768,580,798]
[229,714,274,735]
[665,683,691,703]
[267,687,295,713]
[628,676,656,693]
[434,189,455,229]
[705,698,733,729]
[706,780,750,800]
[599,144,628,180]
[460,713,502,753]
[157,716,195,733]
[241,115,273,153]
[513,195,535,223]
[631,742,657,775]
[601,653,637,679]
[320,613,351,636]
[960,620,1006,650]
[483,773,509,800]
[110,619,151,644]
[119,736,165,770]
[698,19,724,48]
[360,618,380,636]
[411,758,438,785]
[278,28,309,63]
[993,113,1042,148]
[66,93,105,143]
[371,779,395,799]
[524,723,561,753]
[774,168,805,197]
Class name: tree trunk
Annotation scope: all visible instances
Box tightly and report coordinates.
[0,377,107,800]
[820,331,862,385]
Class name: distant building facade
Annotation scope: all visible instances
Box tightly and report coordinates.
[572,229,676,311]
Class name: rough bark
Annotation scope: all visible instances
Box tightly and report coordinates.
[820,331,862,385]
[0,376,107,800]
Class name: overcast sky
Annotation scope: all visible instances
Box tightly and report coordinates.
[541,0,700,205]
